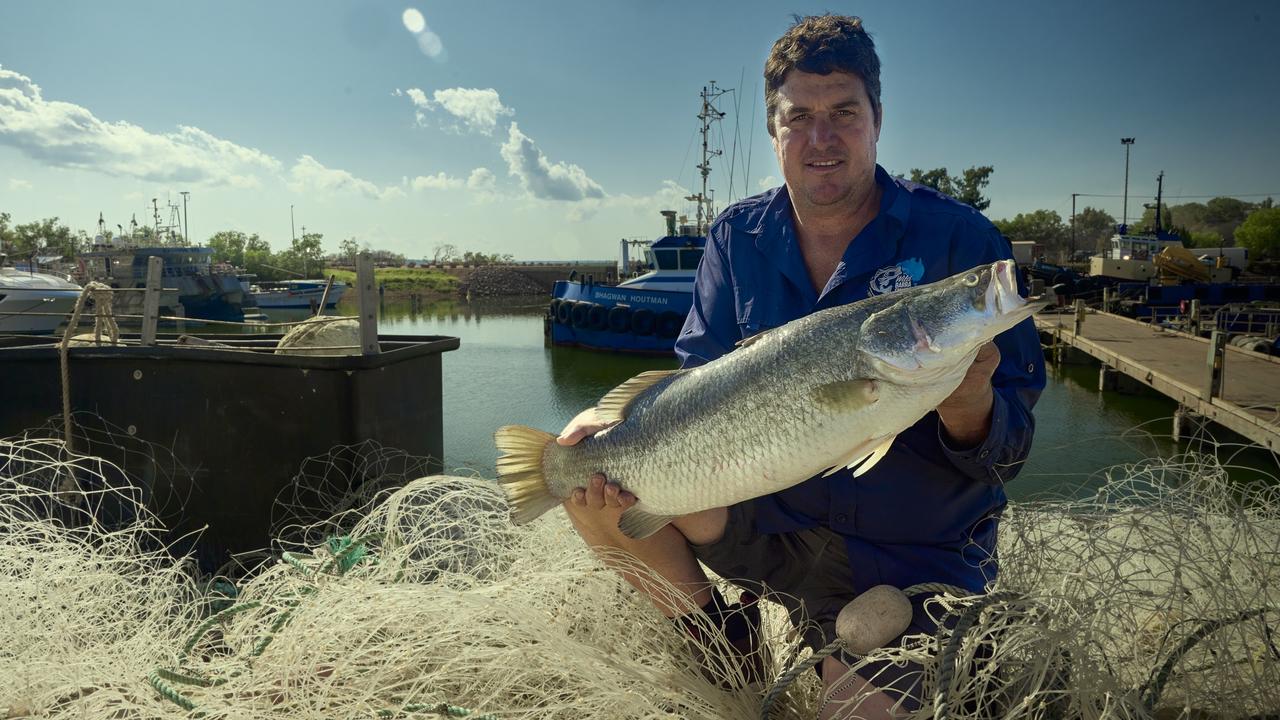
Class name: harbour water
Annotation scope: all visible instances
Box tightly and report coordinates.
[314,295,1275,502]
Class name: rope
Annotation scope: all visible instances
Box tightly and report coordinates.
[58,282,116,449]
[150,531,499,720]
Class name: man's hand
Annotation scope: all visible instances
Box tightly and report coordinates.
[936,341,999,449]
[556,408,638,533]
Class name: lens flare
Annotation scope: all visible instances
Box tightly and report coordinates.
[401,8,425,34]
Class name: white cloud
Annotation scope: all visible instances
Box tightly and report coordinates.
[757,175,780,191]
[467,167,496,191]
[398,86,512,135]
[410,172,464,191]
[0,64,280,187]
[289,155,400,200]
[499,122,605,202]
[7,178,32,190]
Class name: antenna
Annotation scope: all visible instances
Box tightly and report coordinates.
[684,82,729,235]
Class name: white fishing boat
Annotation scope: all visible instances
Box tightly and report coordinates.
[0,258,83,334]
[251,279,346,309]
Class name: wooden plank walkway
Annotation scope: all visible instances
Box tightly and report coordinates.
[1036,310,1280,451]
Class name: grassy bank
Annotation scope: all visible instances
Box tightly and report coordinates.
[323,267,459,297]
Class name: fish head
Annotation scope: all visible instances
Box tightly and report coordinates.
[860,260,1042,377]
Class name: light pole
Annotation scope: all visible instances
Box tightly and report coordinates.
[1121,137,1135,230]
[290,205,296,243]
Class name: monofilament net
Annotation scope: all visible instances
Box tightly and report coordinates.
[2,436,1278,719]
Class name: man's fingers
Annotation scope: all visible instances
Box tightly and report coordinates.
[556,408,618,446]
[585,473,607,510]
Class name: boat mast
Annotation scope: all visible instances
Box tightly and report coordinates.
[686,82,728,236]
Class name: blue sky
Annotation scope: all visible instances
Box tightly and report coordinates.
[1,1,1277,260]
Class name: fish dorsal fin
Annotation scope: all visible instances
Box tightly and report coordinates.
[811,379,879,412]
[595,369,682,424]
[735,326,780,349]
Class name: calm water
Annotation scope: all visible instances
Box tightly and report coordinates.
[304,296,1276,502]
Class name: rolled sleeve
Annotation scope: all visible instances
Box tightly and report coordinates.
[938,317,1043,485]
[675,230,739,369]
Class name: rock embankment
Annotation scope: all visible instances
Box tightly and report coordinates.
[457,266,547,297]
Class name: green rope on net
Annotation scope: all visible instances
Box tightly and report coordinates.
[150,531,500,720]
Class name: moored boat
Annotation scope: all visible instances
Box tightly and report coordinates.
[0,258,83,334]
[546,84,728,356]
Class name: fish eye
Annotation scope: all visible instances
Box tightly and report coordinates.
[963,273,980,287]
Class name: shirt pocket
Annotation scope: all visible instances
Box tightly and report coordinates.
[734,293,792,340]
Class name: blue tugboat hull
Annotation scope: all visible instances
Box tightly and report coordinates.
[547,280,692,356]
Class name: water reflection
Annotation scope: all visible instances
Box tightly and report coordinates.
[242,297,1276,491]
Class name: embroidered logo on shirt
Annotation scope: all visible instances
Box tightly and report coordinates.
[868,257,925,295]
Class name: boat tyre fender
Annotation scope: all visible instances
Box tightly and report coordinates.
[570,301,591,328]
[656,311,683,339]
[556,299,573,325]
[586,303,608,331]
[607,306,631,333]
[548,298,561,322]
[631,308,656,336]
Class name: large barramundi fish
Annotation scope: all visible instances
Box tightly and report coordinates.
[495,260,1044,540]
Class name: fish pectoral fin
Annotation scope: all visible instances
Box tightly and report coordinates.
[820,435,896,478]
[850,436,896,477]
[811,379,879,412]
[595,369,684,425]
[618,507,677,540]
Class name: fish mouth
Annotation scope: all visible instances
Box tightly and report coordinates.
[985,259,1024,316]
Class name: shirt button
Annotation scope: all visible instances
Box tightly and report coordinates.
[979,449,990,459]
[1027,362,1035,373]
[834,513,848,524]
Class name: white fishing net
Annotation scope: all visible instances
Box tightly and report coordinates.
[1,434,1277,719]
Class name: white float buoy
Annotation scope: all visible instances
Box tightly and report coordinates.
[834,584,913,654]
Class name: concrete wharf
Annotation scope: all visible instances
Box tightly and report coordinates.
[1036,308,1280,451]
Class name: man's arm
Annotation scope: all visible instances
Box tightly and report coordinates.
[675,232,739,369]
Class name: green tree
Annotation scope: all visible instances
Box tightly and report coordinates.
[906,166,994,211]
[994,210,1068,258]
[206,230,255,267]
[1235,207,1280,259]
[1072,206,1116,254]
[338,237,360,265]
[9,217,81,259]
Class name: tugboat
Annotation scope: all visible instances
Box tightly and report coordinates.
[80,202,246,323]
[546,84,728,355]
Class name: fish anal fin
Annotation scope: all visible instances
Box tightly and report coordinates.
[595,369,683,425]
[811,379,879,412]
[618,507,677,540]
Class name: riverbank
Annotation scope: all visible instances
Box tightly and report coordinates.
[324,265,553,300]
[323,267,459,300]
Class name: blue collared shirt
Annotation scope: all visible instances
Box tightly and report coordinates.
[675,165,1045,594]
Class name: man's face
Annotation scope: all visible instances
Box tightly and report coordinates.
[770,70,881,213]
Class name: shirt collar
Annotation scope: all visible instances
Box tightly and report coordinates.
[736,165,911,302]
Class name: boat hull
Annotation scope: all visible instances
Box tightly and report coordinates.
[546,280,691,356]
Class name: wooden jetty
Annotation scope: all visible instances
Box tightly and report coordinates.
[1036,306,1280,451]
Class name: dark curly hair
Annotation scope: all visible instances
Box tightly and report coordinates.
[764,15,882,137]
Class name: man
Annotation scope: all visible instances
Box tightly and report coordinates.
[558,14,1044,717]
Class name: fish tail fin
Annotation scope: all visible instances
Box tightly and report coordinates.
[494,425,561,525]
